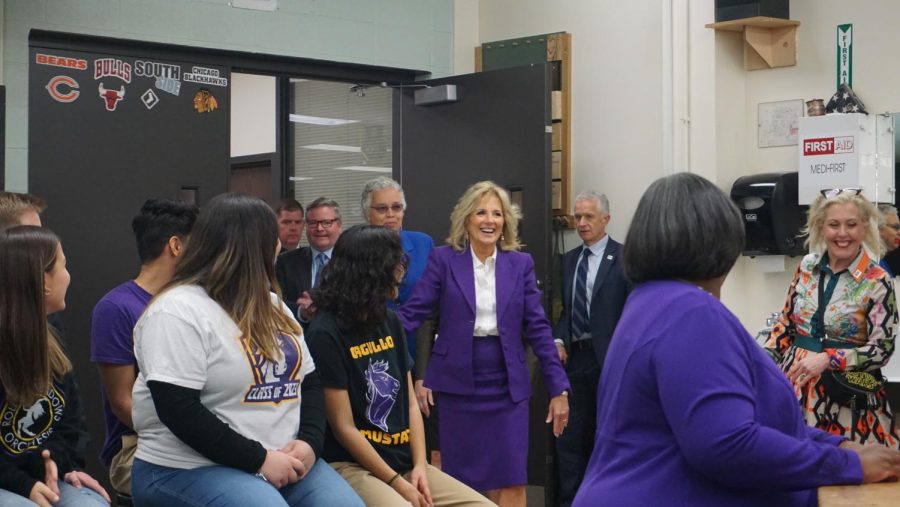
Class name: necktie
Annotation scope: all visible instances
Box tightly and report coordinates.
[314,252,328,286]
[572,248,591,339]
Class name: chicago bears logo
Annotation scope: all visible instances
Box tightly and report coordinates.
[45,76,79,103]
[98,83,125,111]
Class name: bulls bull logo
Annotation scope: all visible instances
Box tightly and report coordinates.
[45,76,80,103]
[98,82,125,111]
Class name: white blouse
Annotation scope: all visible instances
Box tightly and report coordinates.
[471,246,499,336]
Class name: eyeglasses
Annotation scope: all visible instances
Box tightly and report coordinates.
[306,219,338,229]
[820,187,863,198]
[370,204,404,214]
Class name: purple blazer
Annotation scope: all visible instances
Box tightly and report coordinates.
[398,246,570,403]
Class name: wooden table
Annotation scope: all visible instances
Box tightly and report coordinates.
[819,482,900,505]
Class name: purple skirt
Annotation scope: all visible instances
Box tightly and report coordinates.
[437,335,528,491]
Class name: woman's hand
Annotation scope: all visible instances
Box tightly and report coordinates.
[259,449,305,488]
[28,482,58,507]
[64,470,112,504]
[40,450,59,496]
[856,444,900,483]
[787,352,830,386]
[414,380,434,417]
[280,440,316,480]
[546,394,570,437]
[392,475,430,507]
[408,465,433,506]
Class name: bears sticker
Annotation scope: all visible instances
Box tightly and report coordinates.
[45,76,80,103]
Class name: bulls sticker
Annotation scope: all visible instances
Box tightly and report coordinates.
[134,60,181,80]
[36,53,87,71]
[241,334,302,405]
[98,82,125,111]
[183,66,228,87]
[193,89,218,113]
[141,89,160,110]
[45,76,80,103]
[94,58,132,83]
[155,77,181,96]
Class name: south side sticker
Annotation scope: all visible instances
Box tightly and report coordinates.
[36,53,87,71]
[46,76,80,103]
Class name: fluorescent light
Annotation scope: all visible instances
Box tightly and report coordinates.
[231,0,277,11]
[289,176,314,181]
[334,166,392,173]
[289,114,358,126]
[301,144,362,153]
[749,183,776,187]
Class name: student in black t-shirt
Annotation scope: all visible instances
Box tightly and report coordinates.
[307,225,491,507]
[0,226,110,507]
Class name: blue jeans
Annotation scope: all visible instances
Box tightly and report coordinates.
[0,482,108,506]
[132,458,364,507]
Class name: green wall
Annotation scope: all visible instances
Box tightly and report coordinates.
[2,0,454,189]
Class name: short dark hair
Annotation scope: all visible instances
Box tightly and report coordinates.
[623,173,744,284]
[275,198,303,216]
[131,198,199,263]
[314,225,408,334]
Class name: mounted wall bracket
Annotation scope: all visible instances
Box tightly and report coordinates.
[707,16,801,70]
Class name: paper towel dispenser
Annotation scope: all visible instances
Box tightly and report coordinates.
[730,171,807,257]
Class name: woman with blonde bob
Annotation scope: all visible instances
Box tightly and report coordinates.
[130,193,362,507]
[399,181,570,506]
[766,189,900,447]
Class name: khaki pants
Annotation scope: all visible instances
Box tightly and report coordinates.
[109,434,137,495]
[330,462,494,507]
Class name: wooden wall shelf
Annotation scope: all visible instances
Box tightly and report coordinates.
[706,17,801,70]
[475,32,574,226]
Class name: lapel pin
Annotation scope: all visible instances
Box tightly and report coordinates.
[606,255,614,260]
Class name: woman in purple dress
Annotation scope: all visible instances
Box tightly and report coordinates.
[573,173,900,507]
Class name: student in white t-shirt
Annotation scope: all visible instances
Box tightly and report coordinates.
[130,193,363,507]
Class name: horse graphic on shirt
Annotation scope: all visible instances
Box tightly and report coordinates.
[365,359,400,432]
[258,354,288,383]
[17,400,47,437]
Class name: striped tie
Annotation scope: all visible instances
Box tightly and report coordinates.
[572,248,591,339]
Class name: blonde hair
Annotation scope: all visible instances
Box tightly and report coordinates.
[447,181,522,252]
[804,191,882,257]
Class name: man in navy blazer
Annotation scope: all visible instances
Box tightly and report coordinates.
[275,197,343,327]
[554,191,629,507]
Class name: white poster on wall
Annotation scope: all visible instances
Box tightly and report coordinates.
[797,115,865,204]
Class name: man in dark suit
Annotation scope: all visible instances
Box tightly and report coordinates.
[275,197,343,326]
[554,191,629,507]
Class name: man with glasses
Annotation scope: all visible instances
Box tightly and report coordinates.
[276,197,343,327]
